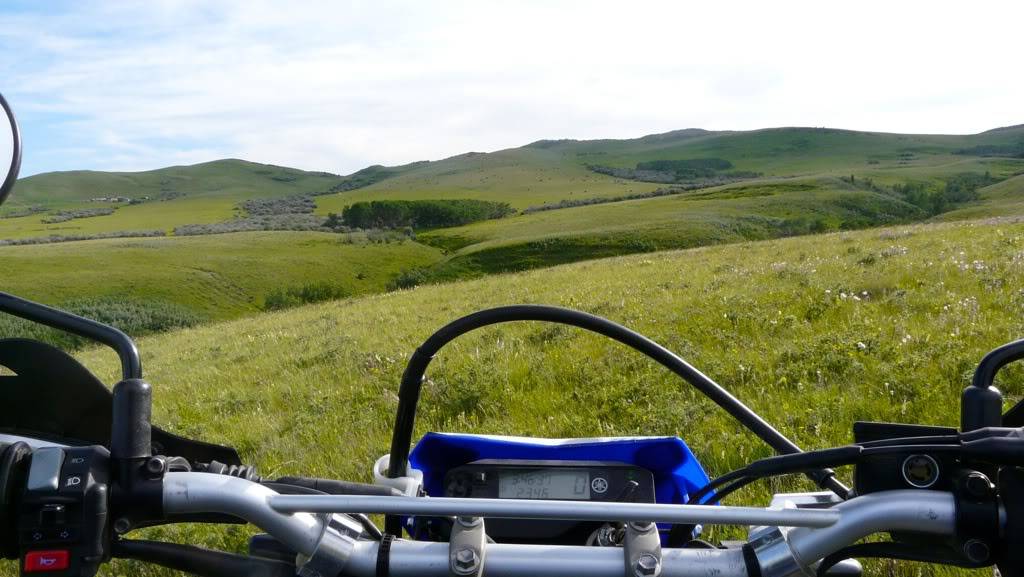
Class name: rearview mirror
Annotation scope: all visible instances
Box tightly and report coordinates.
[0,92,23,207]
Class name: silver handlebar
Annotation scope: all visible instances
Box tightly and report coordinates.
[163,472,327,556]
[162,472,962,577]
[267,494,841,527]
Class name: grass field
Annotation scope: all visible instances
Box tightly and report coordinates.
[0,159,346,239]
[50,216,1024,576]
[0,231,442,321]
[7,125,1009,242]
[314,125,1024,212]
[2,124,1023,334]
[416,178,925,275]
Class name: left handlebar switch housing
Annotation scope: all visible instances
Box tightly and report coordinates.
[17,446,110,577]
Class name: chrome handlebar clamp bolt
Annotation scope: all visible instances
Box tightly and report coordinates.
[450,516,485,577]
[452,548,481,575]
[625,521,662,577]
[297,514,364,577]
[634,553,660,577]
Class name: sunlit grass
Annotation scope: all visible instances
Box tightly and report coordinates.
[51,216,1024,576]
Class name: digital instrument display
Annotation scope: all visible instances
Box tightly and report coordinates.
[498,469,591,500]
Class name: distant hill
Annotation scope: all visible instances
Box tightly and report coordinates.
[2,123,1022,277]
[12,159,345,206]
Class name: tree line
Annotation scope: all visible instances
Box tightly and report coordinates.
[336,199,514,230]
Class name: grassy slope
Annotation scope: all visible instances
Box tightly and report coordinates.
[0,231,443,320]
[319,126,1024,276]
[316,125,1024,211]
[0,160,346,239]
[935,173,1024,221]
[3,126,1021,245]
[65,217,1024,576]
[316,147,664,213]
[417,178,924,275]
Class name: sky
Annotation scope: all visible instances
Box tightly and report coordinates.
[1,0,1022,177]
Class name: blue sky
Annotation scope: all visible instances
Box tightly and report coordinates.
[2,0,1022,177]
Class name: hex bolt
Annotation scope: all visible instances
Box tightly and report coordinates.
[145,456,166,477]
[634,553,660,577]
[452,548,480,575]
[628,520,655,533]
[113,517,132,535]
[457,516,482,528]
[964,472,993,499]
[963,539,991,563]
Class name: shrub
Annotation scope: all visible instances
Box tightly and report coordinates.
[341,199,514,229]
[263,282,350,311]
[587,162,759,185]
[0,230,166,246]
[0,205,46,219]
[174,214,331,235]
[0,297,202,350]
[41,208,116,223]
[387,268,429,290]
[241,195,316,216]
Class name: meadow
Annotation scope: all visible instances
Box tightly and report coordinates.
[0,231,441,324]
[51,215,1024,576]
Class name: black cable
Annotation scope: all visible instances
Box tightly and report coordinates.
[701,477,757,504]
[689,443,964,507]
[386,305,850,498]
[262,482,384,540]
[858,435,959,448]
[687,468,749,505]
[112,539,295,577]
[816,542,985,576]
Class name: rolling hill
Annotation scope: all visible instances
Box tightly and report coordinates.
[2,123,1023,331]
[63,216,1024,576]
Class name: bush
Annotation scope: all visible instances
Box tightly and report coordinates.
[41,208,116,223]
[0,230,166,246]
[0,297,202,350]
[587,161,759,185]
[387,269,430,290]
[241,195,316,216]
[174,214,331,235]
[0,205,46,219]
[342,199,514,229]
[263,282,350,311]
[890,172,1001,216]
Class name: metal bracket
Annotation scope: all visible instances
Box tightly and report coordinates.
[624,521,662,577]
[373,454,424,496]
[449,516,486,577]
[298,514,364,577]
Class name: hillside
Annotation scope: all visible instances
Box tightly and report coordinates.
[0,160,348,239]
[2,124,1023,329]
[0,231,442,348]
[3,125,1022,244]
[64,216,1024,576]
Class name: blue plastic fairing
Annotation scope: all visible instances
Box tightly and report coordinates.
[410,432,710,506]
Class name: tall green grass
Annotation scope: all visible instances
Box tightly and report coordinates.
[44,216,1024,576]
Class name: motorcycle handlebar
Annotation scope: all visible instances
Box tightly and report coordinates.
[161,473,963,577]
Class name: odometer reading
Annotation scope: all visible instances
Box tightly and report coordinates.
[498,469,591,500]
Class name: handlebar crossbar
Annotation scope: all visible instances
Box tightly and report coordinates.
[267,494,840,528]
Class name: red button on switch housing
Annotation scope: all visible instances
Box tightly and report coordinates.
[24,550,69,572]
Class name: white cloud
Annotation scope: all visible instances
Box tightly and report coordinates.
[1,0,1022,175]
